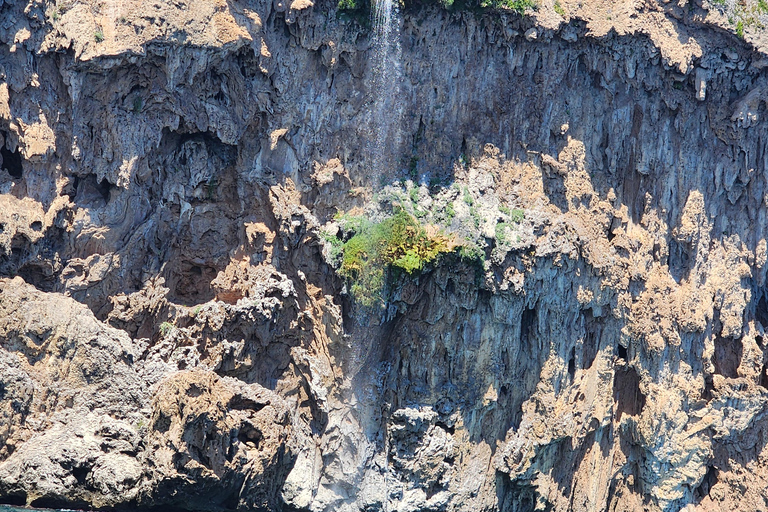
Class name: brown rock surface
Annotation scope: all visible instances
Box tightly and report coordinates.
[2,0,768,511]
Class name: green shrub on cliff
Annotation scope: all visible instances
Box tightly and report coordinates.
[338,0,362,10]
[337,209,452,307]
[479,0,536,13]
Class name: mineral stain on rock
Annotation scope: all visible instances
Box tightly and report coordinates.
[2,0,768,511]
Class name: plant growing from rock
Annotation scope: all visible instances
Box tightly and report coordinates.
[337,209,452,308]
[159,322,174,336]
[510,208,525,223]
[479,0,537,14]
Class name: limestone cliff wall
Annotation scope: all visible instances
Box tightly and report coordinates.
[1,0,768,511]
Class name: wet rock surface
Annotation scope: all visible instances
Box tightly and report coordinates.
[1,0,768,511]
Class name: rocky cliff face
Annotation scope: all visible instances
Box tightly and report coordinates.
[2,0,768,510]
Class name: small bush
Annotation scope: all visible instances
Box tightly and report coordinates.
[94,30,105,43]
[470,207,481,229]
[463,187,474,206]
[736,20,744,38]
[338,209,451,307]
[445,201,456,220]
[499,204,511,215]
[480,0,537,14]
[554,0,565,16]
[159,322,174,336]
[338,0,361,9]
[408,156,419,181]
[457,242,486,268]
[495,222,509,243]
[510,209,525,223]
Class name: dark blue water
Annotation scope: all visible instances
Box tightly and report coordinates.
[0,506,80,512]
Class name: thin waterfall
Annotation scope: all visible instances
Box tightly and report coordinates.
[367,0,403,179]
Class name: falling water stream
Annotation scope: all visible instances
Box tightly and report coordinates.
[368,0,404,178]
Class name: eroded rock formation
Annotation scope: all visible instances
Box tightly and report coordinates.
[1,0,768,510]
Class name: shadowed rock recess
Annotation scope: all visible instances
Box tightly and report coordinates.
[2,0,768,510]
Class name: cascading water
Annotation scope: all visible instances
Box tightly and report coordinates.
[367,0,404,178]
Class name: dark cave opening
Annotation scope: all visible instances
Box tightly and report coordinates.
[73,174,115,206]
[0,493,26,506]
[0,133,23,178]
[166,261,220,306]
[712,334,742,379]
[520,306,537,346]
[613,365,646,421]
[96,177,114,203]
[72,465,90,486]
[756,294,768,329]
[30,496,92,510]
[693,465,718,501]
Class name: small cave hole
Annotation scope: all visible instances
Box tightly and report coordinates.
[0,382,5,399]
[31,497,90,510]
[228,395,266,412]
[72,466,89,486]
[74,174,113,206]
[756,295,768,329]
[694,466,718,501]
[17,263,55,292]
[520,306,537,346]
[567,347,576,380]
[760,363,768,390]
[153,413,171,433]
[0,135,23,179]
[613,365,646,421]
[166,260,219,306]
[237,427,262,450]
[97,177,113,203]
[712,335,742,379]
[185,384,204,398]
[0,494,27,506]
[30,221,42,231]
[702,374,715,401]
[616,344,628,361]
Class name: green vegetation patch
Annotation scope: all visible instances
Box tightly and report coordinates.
[509,208,525,223]
[337,209,452,307]
[479,0,536,14]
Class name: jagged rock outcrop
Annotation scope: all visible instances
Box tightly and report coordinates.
[2,0,768,511]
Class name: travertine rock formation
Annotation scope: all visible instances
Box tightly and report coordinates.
[2,0,768,511]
